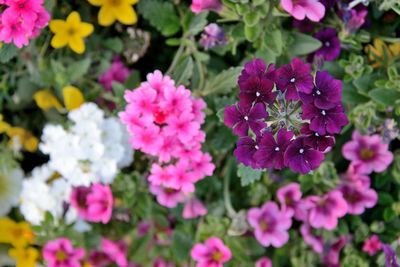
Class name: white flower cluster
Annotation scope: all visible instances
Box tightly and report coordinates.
[19,103,133,225]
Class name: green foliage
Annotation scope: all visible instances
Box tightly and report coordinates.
[0,44,18,63]
[287,32,322,56]
[203,67,242,96]
[237,164,263,186]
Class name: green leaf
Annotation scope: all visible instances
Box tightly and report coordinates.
[0,44,18,63]
[166,38,181,46]
[288,32,322,56]
[237,164,262,186]
[103,38,124,53]
[378,192,394,205]
[203,67,242,95]
[368,88,400,106]
[244,12,260,27]
[171,231,193,261]
[124,71,141,89]
[188,12,209,35]
[137,0,180,36]
[66,58,92,83]
[244,24,261,42]
[171,56,194,86]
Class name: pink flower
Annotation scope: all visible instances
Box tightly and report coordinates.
[191,0,222,14]
[277,182,302,217]
[280,0,325,22]
[339,184,377,215]
[149,164,175,188]
[343,164,371,189]
[144,70,175,93]
[164,112,200,143]
[129,125,163,155]
[88,250,113,267]
[0,10,32,48]
[306,190,347,230]
[300,223,323,253]
[149,184,186,208]
[101,238,128,267]
[342,131,393,174]
[247,201,292,247]
[169,160,196,193]
[70,183,113,224]
[256,257,272,267]
[124,87,157,118]
[362,235,382,256]
[192,98,207,124]
[190,152,215,182]
[161,85,192,115]
[191,237,232,267]
[99,57,131,91]
[30,6,50,38]
[6,0,42,21]
[43,238,85,267]
[153,257,175,267]
[182,197,208,219]
[322,236,350,267]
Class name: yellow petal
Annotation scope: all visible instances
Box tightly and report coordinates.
[128,0,139,4]
[9,247,38,267]
[88,0,104,6]
[67,11,82,28]
[68,36,85,54]
[389,43,400,57]
[0,218,14,243]
[99,6,117,26]
[49,20,67,33]
[24,135,39,153]
[33,90,63,111]
[78,22,94,37]
[63,86,85,110]
[51,33,69,48]
[114,5,137,25]
[0,121,11,134]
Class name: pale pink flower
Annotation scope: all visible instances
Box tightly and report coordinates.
[191,0,222,13]
[149,164,175,188]
[191,237,232,267]
[339,184,377,215]
[342,131,393,174]
[43,238,85,267]
[280,0,325,22]
[277,182,302,217]
[322,236,350,267]
[300,223,323,253]
[149,184,186,208]
[247,201,292,247]
[362,235,382,256]
[256,257,272,267]
[183,197,208,219]
[101,238,128,267]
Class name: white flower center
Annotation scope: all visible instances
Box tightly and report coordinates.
[316,90,321,95]
[255,145,259,150]
[256,92,261,97]
[325,41,330,47]
[315,132,319,137]
[321,110,326,116]
[299,148,304,154]
[244,116,249,121]
[275,147,280,152]
[290,77,296,83]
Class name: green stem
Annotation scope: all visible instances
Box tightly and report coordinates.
[223,168,236,217]
[166,40,185,75]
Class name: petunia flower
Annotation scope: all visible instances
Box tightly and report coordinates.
[49,11,94,54]
[182,197,208,219]
[190,237,232,267]
[284,137,324,174]
[88,250,113,267]
[247,201,292,247]
[256,257,272,267]
[313,28,341,61]
[88,0,139,26]
[277,182,302,217]
[101,238,129,267]
[43,238,85,267]
[276,58,314,101]
[149,184,186,208]
[224,102,267,136]
[255,128,294,170]
[280,0,325,22]
[200,23,228,50]
[191,0,222,13]
[322,236,350,267]
[300,124,335,152]
[342,131,394,174]
[363,235,382,256]
[300,223,323,253]
[339,183,377,215]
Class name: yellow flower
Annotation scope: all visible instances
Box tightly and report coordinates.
[33,90,63,112]
[6,127,39,153]
[49,11,94,54]
[0,218,34,248]
[365,38,400,68]
[34,87,85,112]
[63,86,85,110]
[0,115,11,134]
[88,0,139,26]
[8,247,39,267]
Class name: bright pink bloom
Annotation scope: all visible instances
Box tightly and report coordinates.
[191,237,232,267]
[280,0,325,22]
[0,10,31,48]
[129,125,162,155]
[322,236,350,267]
[149,184,186,208]
[300,223,323,253]
[149,164,175,188]
[342,131,393,174]
[99,57,131,91]
[30,6,50,38]
[101,238,128,267]
[88,250,113,267]
[124,87,157,118]
[343,164,371,189]
[247,201,292,247]
[191,0,222,13]
[153,257,175,267]
[191,153,215,181]
[164,112,200,143]
[255,257,272,267]
[277,182,302,217]
[363,235,382,256]
[339,184,377,215]
[144,70,175,93]
[183,197,208,219]
[43,238,85,267]
[169,160,196,193]
[7,0,42,22]
[161,85,192,115]
[306,190,347,230]
[70,183,113,224]
[192,98,207,124]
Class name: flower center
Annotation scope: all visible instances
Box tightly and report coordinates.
[299,148,304,154]
[108,0,122,6]
[316,90,321,95]
[19,3,25,9]
[360,149,375,160]
[244,116,249,121]
[321,110,326,116]
[325,41,330,47]
[56,251,67,261]
[12,227,23,239]
[259,220,269,231]
[67,27,76,36]
[212,251,223,261]
[275,147,280,152]
[154,108,169,125]
[290,77,296,83]
[256,91,261,97]
[255,145,259,150]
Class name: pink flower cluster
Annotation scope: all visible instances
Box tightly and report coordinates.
[99,56,131,92]
[0,0,50,48]
[120,70,215,211]
[43,238,84,267]
[70,183,113,224]
[191,237,232,267]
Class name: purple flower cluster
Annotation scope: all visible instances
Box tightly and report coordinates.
[200,23,228,50]
[224,58,349,174]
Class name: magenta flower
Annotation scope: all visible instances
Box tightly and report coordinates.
[161,85,193,115]
[169,160,196,193]
[313,28,341,61]
[200,23,227,50]
[224,102,267,136]
[339,184,377,215]
[322,236,350,267]
[165,112,200,143]
[255,128,294,170]
[149,164,175,188]
[382,244,400,267]
[99,57,131,92]
[0,10,32,48]
[343,7,368,33]
[149,184,186,208]
[255,257,272,267]
[293,18,314,33]
[88,250,113,267]
[190,152,215,181]
[284,137,324,174]
[343,164,371,189]
[299,71,342,109]
[191,0,222,13]
[124,87,157,119]
[191,237,232,267]
[101,238,129,267]
[363,235,382,256]
[280,0,325,22]
[300,124,335,152]
[305,190,347,230]
[43,238,85,267]
[276,58,314,101]
[300,223,324,253]
[342,131,394,174]
[129,125,163,155]
[301,103,349,135]
[247,201,292,247]
[183,197,208,219]
[238,59,276,87]
[6,0,42,22]
[277,182,302,217]
[234,136,260,168]
[153,257,175,267]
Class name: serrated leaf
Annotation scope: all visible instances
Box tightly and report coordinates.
[237,164,262,186]
[288,32,322,56]
[203,67,242,95]
[188,12,208,35]
[171,56,194,86]
[66,58,91,83]
[0,44,18,63]
[137,0,180,36]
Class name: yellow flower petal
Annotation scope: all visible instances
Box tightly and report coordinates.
[67,11,82,28]
[49,20,67,33]
[0,120,11,134]
[9,247,38,267]
[51,33,69,48]
[115,5,137,25]
[88,0,104,6]
[63,86,85,111]
[0,217,14,243]
[128,0,139,4]
[78,22,94,37]
[389,43,400,57]
[99,6,117,26]
[33,90,63,111]
[68,35,85,54]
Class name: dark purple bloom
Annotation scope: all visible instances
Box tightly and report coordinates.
[234,137,260,168]
[276,58,314,101]
[299,71,342,109]
[301,104,349,135]
[238,59,276,87]
[382,244,400,267]
[239,75,277,106]
[224,102,267,136]
[284,137,324,174]
[320,0,337,9]
[254,128,294,170]
[314,28,341,61]
[293,19,314,33]
[199,23,228,50]
[300,124,335,152]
